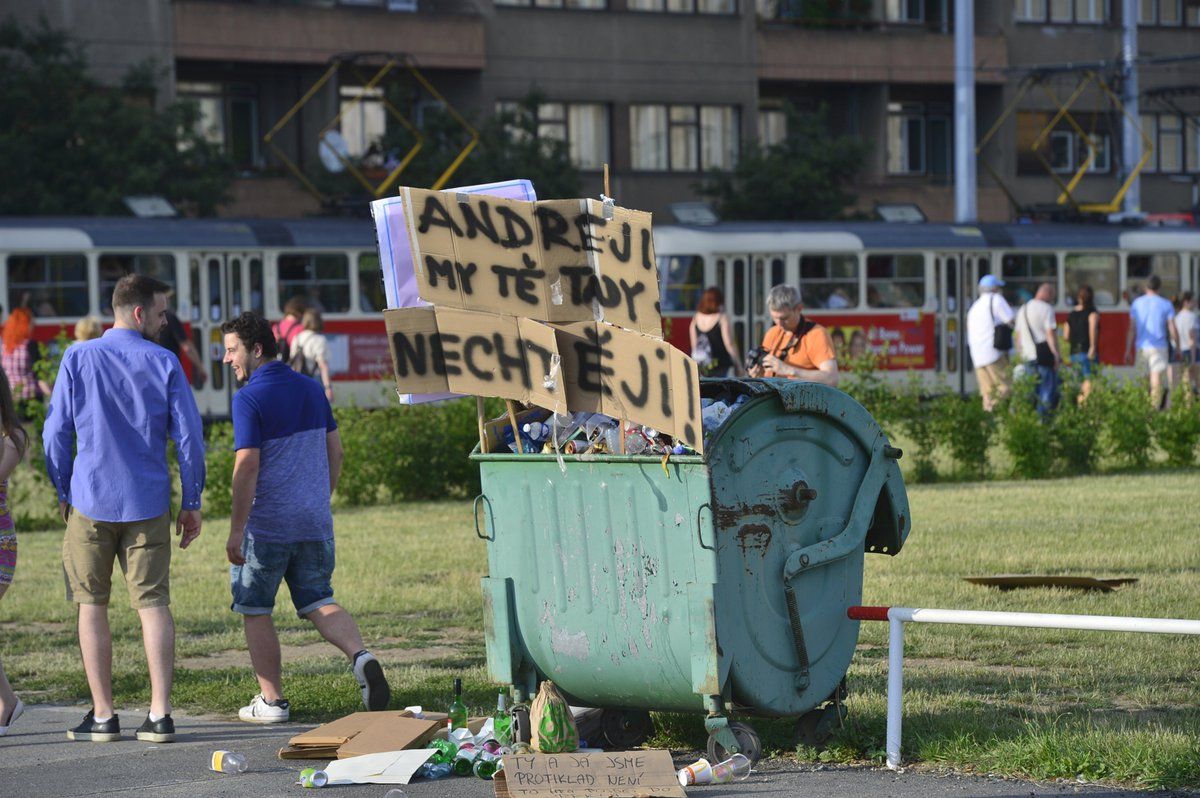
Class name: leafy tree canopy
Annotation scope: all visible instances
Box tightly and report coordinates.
[699,105,866,221]
[0,17,232,216]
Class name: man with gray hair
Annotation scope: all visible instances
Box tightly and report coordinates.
[747,284,838,386]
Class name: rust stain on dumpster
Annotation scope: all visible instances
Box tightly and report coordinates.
[736,524,772,556]
[714,502,777,529]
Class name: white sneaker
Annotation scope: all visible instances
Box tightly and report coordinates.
[352,651,391,711]
[238,694,290,724]
[0,698,24,736]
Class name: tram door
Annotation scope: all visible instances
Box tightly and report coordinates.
[187,252,264,417]
[936,253,983,394]
[715,252,783,365]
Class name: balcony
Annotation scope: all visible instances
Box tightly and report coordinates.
[173,0,485,69]
[758,25,1007,84]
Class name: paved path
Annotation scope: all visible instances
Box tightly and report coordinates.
[0,706,1187,798]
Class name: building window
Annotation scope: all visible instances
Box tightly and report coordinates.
[885,0,923,22]
[887,102,950,177]
[98,254,177,316]
[495,0,606,8]
[7,254,89,318]
[759,107,787,148]
[1016,0,1106,21]
[629,0,735,12]
[339,86,386,159]
[278,254,351,314]
[1141,112,1190,173]
[866,254,925,308]
[1140,0,1181,24]
[1017,111,1111,175]
[630,104,739,172]
[800,255,859,309]
[1000,253,1057,306]
[497,101,610,169]
[1127,253,1181,300]
[177,81,260,170]
[1186,117,1200,172]
[1063,253,1119,307]
[658,255,705,313]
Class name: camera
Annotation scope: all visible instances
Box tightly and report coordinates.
[744,347,767,372]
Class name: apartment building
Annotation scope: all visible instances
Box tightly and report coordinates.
[10,0,1200,221]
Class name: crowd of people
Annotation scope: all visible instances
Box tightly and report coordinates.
[0,277,381,742]
[968,272,1199,416]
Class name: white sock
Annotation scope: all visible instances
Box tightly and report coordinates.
[149,712,165,722]
[92,715,112,724]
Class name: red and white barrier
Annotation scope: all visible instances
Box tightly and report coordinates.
[847,606,1200,771]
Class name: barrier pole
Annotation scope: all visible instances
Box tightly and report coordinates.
[848,606,1200,772]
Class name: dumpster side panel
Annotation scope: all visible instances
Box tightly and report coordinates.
[478,456,718,713]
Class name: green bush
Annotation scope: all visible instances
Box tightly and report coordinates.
[202,422,236,518]
[840,349,895,431]
[1153,387,1200,467]
[1050,368,1107,475]
[1102,377,1156,469]
[894,372,939,483]
[997,374,1055,479]
[935,393,994,480]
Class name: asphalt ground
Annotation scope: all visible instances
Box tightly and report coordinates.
[0,706,1189,798]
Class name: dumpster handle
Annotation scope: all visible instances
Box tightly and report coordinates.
[473,494,493,541]
[696,503,714,551]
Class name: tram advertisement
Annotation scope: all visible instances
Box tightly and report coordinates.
[810,311,935,370]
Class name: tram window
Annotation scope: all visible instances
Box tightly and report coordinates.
[277,253,350,314]
[1064,253,1119,307]
[7,254,88,318]
[358,253,386,313]
[249,257,264,313]
[770,256,785,288]
[98,254,176,315]
[1127,253,1181,300]
[658,255,705,312]
[800,255,859,309]
[1000,252,1056,306]
[865,254,923,308]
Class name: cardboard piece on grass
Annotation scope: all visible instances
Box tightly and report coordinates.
[964,575,1139,592]
[384,306,565,414]
[322,748,436,785]
[492,750,687,798]
[400,187,662,337]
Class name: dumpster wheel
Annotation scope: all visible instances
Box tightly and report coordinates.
[600,710,653,749]
[706,721,762,765]
[793,702,847,749]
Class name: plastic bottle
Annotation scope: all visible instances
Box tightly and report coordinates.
[429,738,458,765]
[417,762,453,780]
[210,750,247,774]
[709,753,752,783]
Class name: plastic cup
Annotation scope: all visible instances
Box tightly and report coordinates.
[677,758,712,786]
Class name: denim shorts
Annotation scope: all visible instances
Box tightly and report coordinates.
[230,534,336,618]
[1069,352,1097,378]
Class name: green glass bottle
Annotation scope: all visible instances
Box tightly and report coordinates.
[452,744,477,777]
[448,678,468,731]
[493,693,512,746]
[473,752,499,780]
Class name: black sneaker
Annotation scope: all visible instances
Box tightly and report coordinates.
[352,650,391,711]
[136,714,175,743]
[67,710,121,742]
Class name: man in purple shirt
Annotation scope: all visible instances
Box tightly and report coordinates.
[44,274,205,745]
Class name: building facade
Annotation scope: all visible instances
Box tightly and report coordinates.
[12,0,1200,221]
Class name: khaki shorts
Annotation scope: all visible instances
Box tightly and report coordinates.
[975,356,1011,410]
[62,510,172,608]
[1138,347,1169,375]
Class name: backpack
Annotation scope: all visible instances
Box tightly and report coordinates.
[274,318,301,364]
[289,331,320,378]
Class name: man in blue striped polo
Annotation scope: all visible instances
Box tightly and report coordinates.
[220,312,389,723]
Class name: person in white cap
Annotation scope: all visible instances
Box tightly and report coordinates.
[966,274,1014,411]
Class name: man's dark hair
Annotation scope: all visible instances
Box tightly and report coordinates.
[221,312,278,359]
[1147,275,1162,292]
[112,274,171,312]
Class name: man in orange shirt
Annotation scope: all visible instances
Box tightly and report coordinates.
[747,285,839,386]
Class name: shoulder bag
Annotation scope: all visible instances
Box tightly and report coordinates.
[1020,302,1056,369]
[990,295,1013,351]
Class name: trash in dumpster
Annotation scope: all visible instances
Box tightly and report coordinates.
[493,751,686,798]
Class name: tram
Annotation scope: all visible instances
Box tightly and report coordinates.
[3,217,1198,416]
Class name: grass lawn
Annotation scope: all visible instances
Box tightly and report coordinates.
[2,472,1198,788]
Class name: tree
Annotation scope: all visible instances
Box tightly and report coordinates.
[699,105,866,220]
[0,18,233,216]
[375,92,582,199]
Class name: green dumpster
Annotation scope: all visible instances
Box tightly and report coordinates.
[472,379,908,760]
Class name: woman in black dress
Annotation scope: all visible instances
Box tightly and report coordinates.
[1065,284,1099,401]
[689,287,745,377]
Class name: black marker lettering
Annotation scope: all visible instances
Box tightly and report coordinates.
[391,332,427,376]
[619,278,646,322]
[460,201,500,244]
[574,213,604,253]
[619,354,650,408]
[492,333,531,388]
[608,221,631,262]
[640,226,654,270]
[561,266,594,306]
[594,275,622,309]
[454,261,477,295]
[425,256,457,290]
[463,335,495,381]
[438,332,461,377]
[535,206,579,252]
[496,205,534,249]
[417,194,463,237]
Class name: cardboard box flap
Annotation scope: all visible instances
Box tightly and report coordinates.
[493,750,686,798]
[289,710,415,747]
[337,716,441,759]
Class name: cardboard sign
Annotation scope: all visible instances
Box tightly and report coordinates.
[493,751,687,798]
[384,306,566,415]
[554,322,702,453]
[401,188,662,337]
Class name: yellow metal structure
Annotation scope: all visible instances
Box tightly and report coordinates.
[262,54,479,202]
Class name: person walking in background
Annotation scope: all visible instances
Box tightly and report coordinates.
[272,296,308,364]
[291,309,335,402]
[688,287,744,378]
[1174,292,1198,393]
[1066,285,1100,402]
[43,275,205,744]
[160,295,207,389]
[73,317,104,344]
[966,274,1014,411]
[0,371,28,737]
[220,312,389,724]
[1015,282,1060,418]
[2,308,50,402]
[1125,275,1179,409]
